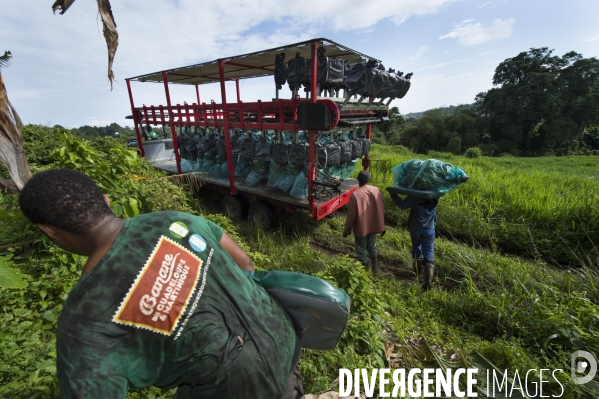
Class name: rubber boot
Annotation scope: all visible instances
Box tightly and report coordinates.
[362,261,371,272]
[413,259,424,275]
[423,263,435,290]
[371,256,379,276]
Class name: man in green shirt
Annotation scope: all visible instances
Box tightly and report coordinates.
[147,124,158,140]
[19,169,303,399]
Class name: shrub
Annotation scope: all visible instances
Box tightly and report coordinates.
[464,147,482,158]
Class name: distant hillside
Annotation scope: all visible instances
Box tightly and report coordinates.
[403,103,474,120]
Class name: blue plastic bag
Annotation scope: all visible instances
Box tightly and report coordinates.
[290,169,308,199]
[180,159,192,173]
[245,161,270,186]
[340,159,358,180]
[278,164,299,192]
[267,161,287,188]
[391,158,468,197]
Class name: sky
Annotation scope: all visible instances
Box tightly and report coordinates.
[2,0,599,128]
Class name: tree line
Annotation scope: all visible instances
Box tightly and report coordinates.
[63,123,138,142]
[374,47,599,156]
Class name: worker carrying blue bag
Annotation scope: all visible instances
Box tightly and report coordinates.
[387,159,469,289]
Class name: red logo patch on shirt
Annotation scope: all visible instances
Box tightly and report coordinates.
[113,236,203,335]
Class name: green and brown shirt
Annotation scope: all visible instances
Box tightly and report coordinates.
[56,211,296,398]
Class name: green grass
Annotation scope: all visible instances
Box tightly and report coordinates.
[366,144,599,266]
[234,207,599,397]
[2,133,599,398]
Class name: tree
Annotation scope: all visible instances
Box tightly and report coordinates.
[372,106,405,144]
[478,48,599,154]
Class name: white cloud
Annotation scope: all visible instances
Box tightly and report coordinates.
[439,18,515,46]
[410,45,430,60]
[581,33,599,42]
[395,68,494,111]
[419,58,470,71]
[2,0,456,126]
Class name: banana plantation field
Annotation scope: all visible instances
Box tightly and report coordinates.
[1,126,598,398]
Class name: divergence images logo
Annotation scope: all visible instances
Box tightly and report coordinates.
[571,350,597,385]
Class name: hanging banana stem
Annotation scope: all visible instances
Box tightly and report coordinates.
[0,72,32,192]
[52,0,119,90]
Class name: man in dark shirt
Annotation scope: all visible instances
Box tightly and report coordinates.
[390,193,439,289]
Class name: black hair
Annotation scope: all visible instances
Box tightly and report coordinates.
[19,169,114,235]
[357,170,371,186]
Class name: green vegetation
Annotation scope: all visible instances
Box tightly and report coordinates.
[478,48,599,156]
[373,48,599,157]
[1,128,598,398]
[370,144,599,267]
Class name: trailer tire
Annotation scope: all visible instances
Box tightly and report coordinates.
[222,195,248,221]
[249,201,278,229]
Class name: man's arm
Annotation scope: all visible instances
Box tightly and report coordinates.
[390,193,417,209]
[343,195,357,238]
[219,232,255,271]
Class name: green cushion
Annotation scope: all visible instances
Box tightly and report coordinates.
[242,270,350,350]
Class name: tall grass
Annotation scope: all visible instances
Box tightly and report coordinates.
[365,145,599,266]
[231,208,599,396]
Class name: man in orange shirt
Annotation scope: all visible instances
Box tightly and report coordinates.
[343,171,385,274]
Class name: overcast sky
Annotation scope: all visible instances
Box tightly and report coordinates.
[2,0,598,128]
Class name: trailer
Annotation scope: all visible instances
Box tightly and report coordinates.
[125,38,411,227]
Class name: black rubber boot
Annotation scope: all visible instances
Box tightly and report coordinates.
[371,256,379,276]
[414,259,424,275]
[423,263,434,290]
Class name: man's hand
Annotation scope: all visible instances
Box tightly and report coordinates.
[219,232,255,271]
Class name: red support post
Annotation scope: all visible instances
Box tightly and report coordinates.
[195,85,201,127]
[362,124,372,171]
[307,40,319,216]
[278,100,284,132]
[235,79,244,128]
[162,72,183,174]
[142,105,149,126]
[159,106,166,129]
[211,101,219,128]
[202,102,209,128]
[126,79,145,157]
[150,106,157,124]
[257,100,263,131]
[219,60,237,195]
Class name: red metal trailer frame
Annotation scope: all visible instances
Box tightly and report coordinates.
[125,38,389,221]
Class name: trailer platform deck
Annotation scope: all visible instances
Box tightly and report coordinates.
[152,159,359,213]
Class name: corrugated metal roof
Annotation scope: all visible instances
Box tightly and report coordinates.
[127,38,380,85]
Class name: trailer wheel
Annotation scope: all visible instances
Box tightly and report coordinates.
[222,195,248,220]
[249,201,278,229]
